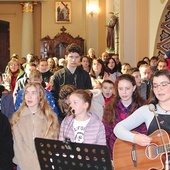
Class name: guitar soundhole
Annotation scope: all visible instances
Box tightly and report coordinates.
[145,144,158,159]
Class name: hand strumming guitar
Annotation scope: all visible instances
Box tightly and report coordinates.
[133,133,152,146]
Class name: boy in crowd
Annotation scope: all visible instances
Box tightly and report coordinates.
[51,43,92,102]
[101,80,115,107]
[37,58,53,87]
[157,58,168,71]
[139,64,152,99]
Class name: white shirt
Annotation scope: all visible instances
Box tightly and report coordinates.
[73,118,90,143]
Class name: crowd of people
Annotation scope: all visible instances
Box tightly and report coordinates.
[1,43,170,169]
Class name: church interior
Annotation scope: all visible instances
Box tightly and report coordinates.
[0,0,169,71]
[1,1,170,169]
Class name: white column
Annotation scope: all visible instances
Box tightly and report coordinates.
[86,0,99,57]
[21,2,37,57]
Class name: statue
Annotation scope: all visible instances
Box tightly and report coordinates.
[106,12,118,51]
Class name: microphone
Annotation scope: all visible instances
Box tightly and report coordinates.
[66,107,75,118]
[149,104,169,170]
[71,109,75,118]
[63,108,75,144]
[149,104,158,116]
[66,106,72,115]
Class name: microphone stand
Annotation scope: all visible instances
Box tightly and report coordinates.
[149,104,169,170]
[63,108,75,150]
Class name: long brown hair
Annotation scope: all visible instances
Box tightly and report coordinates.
[103,74,145,124]
[147,69,170,105]
[10,82,60,139]
[89,59,106,79]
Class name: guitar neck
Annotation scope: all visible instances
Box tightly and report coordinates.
[158,143,170,154]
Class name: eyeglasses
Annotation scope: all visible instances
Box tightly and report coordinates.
[152,81,170,89]
[10,64,18,67]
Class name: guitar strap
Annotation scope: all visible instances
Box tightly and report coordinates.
[147,114,170,135]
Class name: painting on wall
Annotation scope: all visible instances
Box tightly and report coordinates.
[55,1,71,23]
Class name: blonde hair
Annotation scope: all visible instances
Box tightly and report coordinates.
[10,82,60,139]
[88,48,95,54]
[29,70,43,82]
[139,63,151,70]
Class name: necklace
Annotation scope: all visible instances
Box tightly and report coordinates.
[159,104,170,113]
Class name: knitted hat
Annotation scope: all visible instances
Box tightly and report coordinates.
[165,50,170,59]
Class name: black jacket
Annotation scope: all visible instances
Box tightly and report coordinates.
[42,70,53,84]
[51,67,92,101]
[0,112,14,170]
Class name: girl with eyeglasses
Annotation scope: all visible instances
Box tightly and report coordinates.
[114,70,170,169]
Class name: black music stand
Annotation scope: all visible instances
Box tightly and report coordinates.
[34,138,112,170]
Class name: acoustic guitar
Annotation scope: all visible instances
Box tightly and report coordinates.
[113,129,170,170]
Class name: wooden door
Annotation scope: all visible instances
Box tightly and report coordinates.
[0,20,10,73]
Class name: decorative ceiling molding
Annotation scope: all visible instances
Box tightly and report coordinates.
[157,5,170,58]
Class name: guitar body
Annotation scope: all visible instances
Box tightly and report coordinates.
[113,130,170,170]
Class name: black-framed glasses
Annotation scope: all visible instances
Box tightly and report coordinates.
[152,81,170,89]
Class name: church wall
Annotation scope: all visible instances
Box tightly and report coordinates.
[0,0,168,64]
[0,3,22,57]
